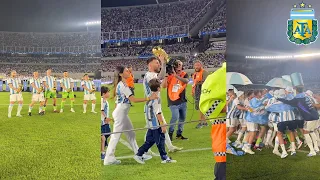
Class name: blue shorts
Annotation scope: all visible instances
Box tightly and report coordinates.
[277,121,295,134]
[101,124,111,136]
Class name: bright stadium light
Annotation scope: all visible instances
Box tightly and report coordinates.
[85,21,101,26]
[245,53,320,60]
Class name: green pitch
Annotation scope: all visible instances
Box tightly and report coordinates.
[227,136,320,180]
[102,84,215,180]
[0,91,100,179]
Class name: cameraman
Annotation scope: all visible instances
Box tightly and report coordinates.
[162,60,189,141]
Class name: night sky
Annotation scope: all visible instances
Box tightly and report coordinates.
[227,0,320,62]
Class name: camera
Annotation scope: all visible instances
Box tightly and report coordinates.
[166,58,179,75]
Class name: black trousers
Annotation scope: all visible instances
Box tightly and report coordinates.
[214,162,226,180]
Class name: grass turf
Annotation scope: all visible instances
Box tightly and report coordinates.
[0,91,100,179]
[227,136,320,180]
[102,84,215,180]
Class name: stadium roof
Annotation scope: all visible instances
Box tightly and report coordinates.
[0,0,100,32]
[101,0,186,8]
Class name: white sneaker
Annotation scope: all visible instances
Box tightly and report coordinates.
[290,151,296,156]
[161,157,177,164]
[142,154,152,161]
[83,111,86,114]
[16,114,22,117]
[168,146,183,152]
[60,109,63,113]
[91,111,97,114]
[272,150,281,157]
[133,155,145,164]
[146,151,160,157]
[232,141,241,148]
[307,151,317,157]
[70,108,75,113]
[8,114,11,118]
[281,152,288,159]
[244,147,255,155]
[104,160,121,165]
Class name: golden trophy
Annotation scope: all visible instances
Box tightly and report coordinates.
[17,84,23,93]
[38,87,43,94]
[152,46,170,62]
[91,85,96,94]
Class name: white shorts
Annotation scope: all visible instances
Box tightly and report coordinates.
[10,94,23,102]
[227,118,239,128]
[246,122,258,132]
[32,94,45,102]
[273,123,278,132]
[304,120,318,132]
[84,94,97,101]
[239,118,247,127]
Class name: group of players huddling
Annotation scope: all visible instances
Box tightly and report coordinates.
[227,86,320,158]
[7,69,97,118]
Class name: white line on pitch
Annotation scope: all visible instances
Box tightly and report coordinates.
[115,147,212,159]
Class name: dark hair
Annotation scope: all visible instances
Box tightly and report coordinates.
[246,90,254,97]
[228,89,234,92]
[148,78,161,92]
[113,66,125,97]
[296,86,304,93]
[63,71,68,73]
[147,57,157,65]
[101,86,110,96]
[83,73,88,77]
[254,90,261,96]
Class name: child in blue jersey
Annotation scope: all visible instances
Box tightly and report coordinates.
[101,86,111,160]
[134,78,177,164]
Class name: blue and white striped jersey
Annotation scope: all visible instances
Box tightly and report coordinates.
[81,80,94,95]
[7,78,22,95]
[143,72,162,129]
[115,81,132,104]
[101,97,109,126]
[29,78,42,94]
[42,76,55,91]
[60,78,74,92]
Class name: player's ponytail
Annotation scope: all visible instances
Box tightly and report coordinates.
[112,66,125,98]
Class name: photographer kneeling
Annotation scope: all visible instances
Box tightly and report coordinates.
[162,60,189,141]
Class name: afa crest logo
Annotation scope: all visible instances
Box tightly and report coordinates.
[287,2,318,45]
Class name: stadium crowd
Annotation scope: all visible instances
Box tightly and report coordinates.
[200,6,226,33]
[101,0,212,32]
[102,52,224,72]
[103,42,199,57]
[0,31,100,47]
[0,56,100,64]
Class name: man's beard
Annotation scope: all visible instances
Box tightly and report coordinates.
[155,68,161,73]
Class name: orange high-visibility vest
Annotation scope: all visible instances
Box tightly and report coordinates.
[192,68,204,94]
[167,71,187,101]
[126,73,134,88]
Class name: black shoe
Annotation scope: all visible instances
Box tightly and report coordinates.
[28,112,32,116]
[169,132,173,141]
[176,135,188,140]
